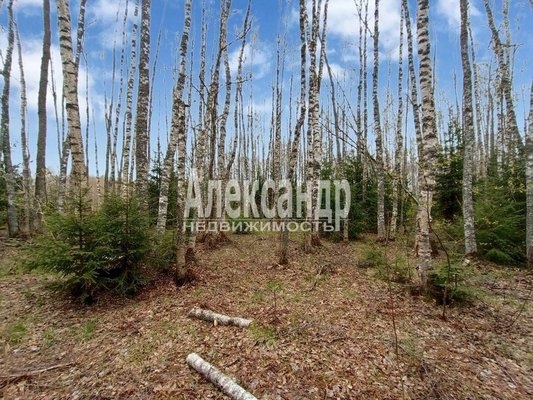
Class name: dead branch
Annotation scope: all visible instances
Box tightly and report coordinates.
[188,307,252,328]
[0,362,74,388]
[186,353,257,400]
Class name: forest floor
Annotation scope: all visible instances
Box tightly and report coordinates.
[0,232,532,400]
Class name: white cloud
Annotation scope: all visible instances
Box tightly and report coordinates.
[13,0,42,10]
[290,0,404,61]
[90,0,127,23]
[229,42,272,80]
[327,62,347,79]
[0,32,100,124]
[436,0,481,29]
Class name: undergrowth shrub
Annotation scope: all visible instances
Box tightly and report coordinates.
[373,257,411,284]
[357,247,387,268]
[428,262,476,305]
[358,247,411,283]
[148,229,177,272]
[25,190,151,303]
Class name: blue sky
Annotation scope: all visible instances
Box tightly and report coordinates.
[1,0,532,175]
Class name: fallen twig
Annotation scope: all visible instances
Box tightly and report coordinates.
[0,362,74,388]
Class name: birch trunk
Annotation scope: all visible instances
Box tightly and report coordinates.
[304,0,326,252]
[186,353,257,400]
[226,1,250,181]
[107,0,130,193]
[415,0,439,290]
[16,28,32,235]
[156,0,191,232]
[372,0,385,241]
[402,0,422,150]
[1,0,19,237]
[134,0,151,203]
[483,0,522,158]
[527,82,533,264]
[279,0,308,264]
[120,0,139,191]
[390,7,405,240]
[470,32,485,177]
[56,0,87,185]
[185,3,208,257]
[188,307,252,328]
[35,0,51,230]
[460,0,477,256]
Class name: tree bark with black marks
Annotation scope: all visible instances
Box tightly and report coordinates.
[390,5,405,240]
[460,0,477,256]
[120,0,139,192]
[34,0,52,230]
[526,82,533,264]
[56,0,87,187]
[372,0,385,241]
[156,0,191,232]
[304,0,328,252]
[483,0,522,163]
[1,0,19,237]
[415,0,439,291]
[15,27,32,235]
[134,0,151,203]
[279,0,308,264]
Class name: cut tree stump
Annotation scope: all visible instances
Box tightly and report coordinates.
[186,353,258,400]
[188,307,252,328]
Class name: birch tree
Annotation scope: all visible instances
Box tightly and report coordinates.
[304,0,328,252]
[156,0,191,232]
[279,0,308,264]
[390,6,405,240]
[120,0,139,190]
[35,0,51,229]
[134,0,151,202]
[56,0,87,185]
[527,82,533,264]
[372,0,385,241]
[16,27,32,235]
[460,0,477,255]
[415,0,439,290]
[0,0,19,237]
[483,0,522,161]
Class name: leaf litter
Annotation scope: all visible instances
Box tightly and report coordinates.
[0,233,532,399]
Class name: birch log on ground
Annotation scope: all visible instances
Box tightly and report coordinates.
[188,307,252,328]
[186,353,258,400]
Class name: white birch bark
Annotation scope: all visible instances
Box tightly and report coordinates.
[483,0,522,159]
[460,0,477,256]
[134,0,151,202]
[35,0,51,230]
[372,0,385,241]
[56,0,87,185]
[188,307,252,328]
[526,82,533,263]
[1,0,19,237]
[390,7,405,240]
[15,27,32,235]
[120,0,139,191]
[415,0,439,290]
[279,0,308,264]
[156,0,191,232]
[186,353,257,400]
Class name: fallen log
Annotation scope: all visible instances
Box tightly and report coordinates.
[186,353,257,400]
[188,307,252,328]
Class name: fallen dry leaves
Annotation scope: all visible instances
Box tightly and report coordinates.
[0,233,532,399]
